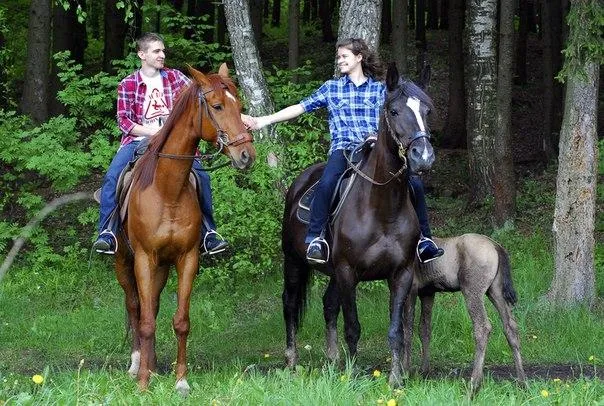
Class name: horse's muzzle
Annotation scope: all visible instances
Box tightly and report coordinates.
[408,138,435,173]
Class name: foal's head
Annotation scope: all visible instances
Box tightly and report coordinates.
[189,64,256,170]
[383,63,435,174]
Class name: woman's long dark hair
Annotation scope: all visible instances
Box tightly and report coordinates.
[335,38,385,80]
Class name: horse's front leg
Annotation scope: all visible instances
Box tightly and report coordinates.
[115,252,141,379]
[172,251,198,397]
[323,276,340,363]
[387,267,413,386]
[402,286,417,373]
[133,252,161,391]
[335,264,360,359]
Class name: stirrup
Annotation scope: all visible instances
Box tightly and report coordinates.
[306,236,330,264]
[202,230,227,256]
[94,230,118,254]
[416,236,442,264]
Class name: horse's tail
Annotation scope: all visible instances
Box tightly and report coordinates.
[496,244,517,306]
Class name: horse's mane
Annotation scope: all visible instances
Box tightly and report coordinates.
[132,72,238,190]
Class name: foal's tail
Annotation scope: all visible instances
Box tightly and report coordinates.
[496,244,518,306]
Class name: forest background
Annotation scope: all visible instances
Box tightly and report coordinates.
[0,0,602,404]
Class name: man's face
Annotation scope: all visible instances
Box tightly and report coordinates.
[138,40,165,70]
[336,47,362,75]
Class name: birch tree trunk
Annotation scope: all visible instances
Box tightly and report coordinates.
[493,0,516,226]
[223,0,275,141]
[337,0,382,50]
[465,0,497,203]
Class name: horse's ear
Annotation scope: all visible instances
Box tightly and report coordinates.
[187,64,210,85]
[386,62,399,91]
[417,64,431,90]
[218,63,230,78]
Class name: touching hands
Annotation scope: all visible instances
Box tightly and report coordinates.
[241,114,271,130]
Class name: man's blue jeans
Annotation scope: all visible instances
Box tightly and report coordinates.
[305,149,349,244]
[97,140,216,235]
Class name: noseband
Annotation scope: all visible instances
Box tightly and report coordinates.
[157,85,253,161]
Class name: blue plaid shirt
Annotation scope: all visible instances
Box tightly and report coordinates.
[300,75,385,154]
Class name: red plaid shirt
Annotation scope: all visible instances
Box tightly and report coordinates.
[116,68,191,145]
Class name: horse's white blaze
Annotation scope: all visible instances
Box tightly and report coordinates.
[225,91,237,103]
[128,350,140,378]
[406,97,426,132]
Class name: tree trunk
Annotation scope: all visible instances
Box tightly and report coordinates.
[439,0,448,29]
[250,0,264,47]
[381,0,392,43]
[337,0,382,51]
[442,0,465,148]
[21,0,51,124]
[427,0,438,29]
[465,0,497,202]
[548,0,599,307]
[223,0,275,140]
[549,63,598,306]
[319,0,335,42]
[103,0,127,74]
[514,0,529,85]
[415,0,426,73]
[391,0,409,75]
[289,0,300,76]
[272,0,281,26]
[493,0,516,226]
[50,0,87,116]
[217,2,227,45]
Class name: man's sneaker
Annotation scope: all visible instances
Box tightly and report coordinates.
[201,231,228,256]
[417,237,444,264]
[306,238,328,265]
[92,231,117,255]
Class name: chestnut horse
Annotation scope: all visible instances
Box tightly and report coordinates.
[115,64,255,395]
[281,63,435,384]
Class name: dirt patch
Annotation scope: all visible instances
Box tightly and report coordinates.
[422,363,600,381]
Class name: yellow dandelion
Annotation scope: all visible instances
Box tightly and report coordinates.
[32,375,44,385]
[373,370,381,378]
[540,389,549,398]
[387,399,397,406]
[588,355,594,362]
[264,353,270,358]
[553,378,561,383]
[340,374,348,382]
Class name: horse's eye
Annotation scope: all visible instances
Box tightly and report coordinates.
[213,104,223,111]
[390,109,398,116]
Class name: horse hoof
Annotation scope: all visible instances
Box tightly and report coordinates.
[176,378,191,397]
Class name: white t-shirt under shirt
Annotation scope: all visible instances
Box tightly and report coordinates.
[140,71,170,136]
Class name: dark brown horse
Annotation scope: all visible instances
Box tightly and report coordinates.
[281,63,435,384]
[115,64,255,395]
[402,233,527,395]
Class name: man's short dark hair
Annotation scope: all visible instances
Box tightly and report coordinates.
[137,33,164,52]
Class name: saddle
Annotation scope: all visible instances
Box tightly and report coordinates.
[296,139,374,225]
[94,139,203,228]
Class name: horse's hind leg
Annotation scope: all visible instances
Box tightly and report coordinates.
[323,277,340,363]
[115,254,141,379]
[487,288,527,385]
[282,254,309,367]
[462,291,491,396]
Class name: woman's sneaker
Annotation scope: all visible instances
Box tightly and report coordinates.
[417,236,444,264]
[201,231,229,256]
[306,238,329,265]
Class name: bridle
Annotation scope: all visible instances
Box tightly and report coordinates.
[346,87,431,186]
[157,85,253,167]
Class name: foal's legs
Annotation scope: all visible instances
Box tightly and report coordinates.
[387,268,414,386]
[461,290,491,395]
[172,252,198,397]
[487,288,527,385]
[419,293,435,376]
[323,277,340,362]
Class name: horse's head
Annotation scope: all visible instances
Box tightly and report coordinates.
[189,64,256,169]
[383,63,435,174]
